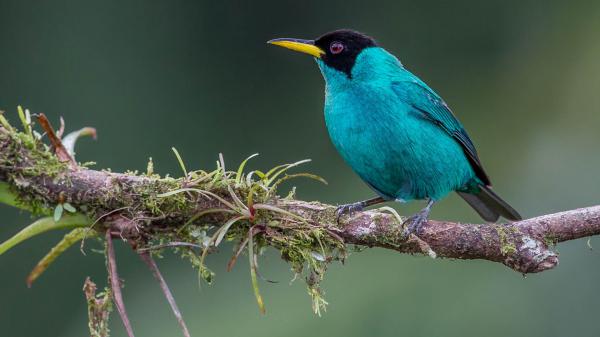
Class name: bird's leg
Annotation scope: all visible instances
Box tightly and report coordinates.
[336,196,386,219]
[402,199,435,238]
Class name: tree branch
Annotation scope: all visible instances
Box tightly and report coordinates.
[289,201,600,273]
[106,231,135,337]
[138,251,191,337]
[1,122,598,277]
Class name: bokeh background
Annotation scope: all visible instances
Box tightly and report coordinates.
[1,1,600,336]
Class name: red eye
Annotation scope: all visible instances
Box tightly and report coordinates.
[330,41,344,54]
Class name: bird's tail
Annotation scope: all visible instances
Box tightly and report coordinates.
[458,185,522,222]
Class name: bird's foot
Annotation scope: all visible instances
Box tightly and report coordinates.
[401,211,428,238]
[336,201,366,220]
[401,199,434,239]
[335,197,387,222]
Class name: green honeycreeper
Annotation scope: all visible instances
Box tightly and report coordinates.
[268,30,521,235]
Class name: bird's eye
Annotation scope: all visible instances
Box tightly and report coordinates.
[330,41,344,54]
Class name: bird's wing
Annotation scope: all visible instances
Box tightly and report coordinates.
[391,79,491,186]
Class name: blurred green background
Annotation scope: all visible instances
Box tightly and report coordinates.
[1,1,600,336]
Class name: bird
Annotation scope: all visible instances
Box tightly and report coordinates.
[267,29,521,236]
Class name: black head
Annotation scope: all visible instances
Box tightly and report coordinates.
[314,29,377,77]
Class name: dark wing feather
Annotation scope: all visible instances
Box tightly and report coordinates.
[391,80,491,186]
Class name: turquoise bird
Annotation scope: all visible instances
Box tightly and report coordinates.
[268,30,521,235]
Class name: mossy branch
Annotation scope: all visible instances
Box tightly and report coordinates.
[1,110,599,335]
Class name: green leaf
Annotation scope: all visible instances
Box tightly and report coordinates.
[62,203,77,213]
[0,113,13,131]
[214,215,247,246]
[53,204,64,222]
[172,147,188,177]
[235,153,259,185]
[251,170,266,180]
[252,203,307,222]
[17,105,31,136]
[268,173,328,196]
[198,215,248,271]
[249,230,266,314]
[0,214,91,255]
[265,159,312,186]
[26,228,97,287]
[264,164,288,179]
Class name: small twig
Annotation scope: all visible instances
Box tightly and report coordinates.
[138,251,191,337]
[106,231,135,337]
[35,113,76,166]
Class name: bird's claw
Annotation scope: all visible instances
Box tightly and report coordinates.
[401,210,429,239]
[335,201,365,221]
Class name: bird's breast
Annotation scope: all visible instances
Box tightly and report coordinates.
[324,84,412,183]
[324,83,411,151]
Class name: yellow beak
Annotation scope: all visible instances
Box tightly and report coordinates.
[267,38,324,58]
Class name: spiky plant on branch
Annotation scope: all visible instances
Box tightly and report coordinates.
[1,107,599,337]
